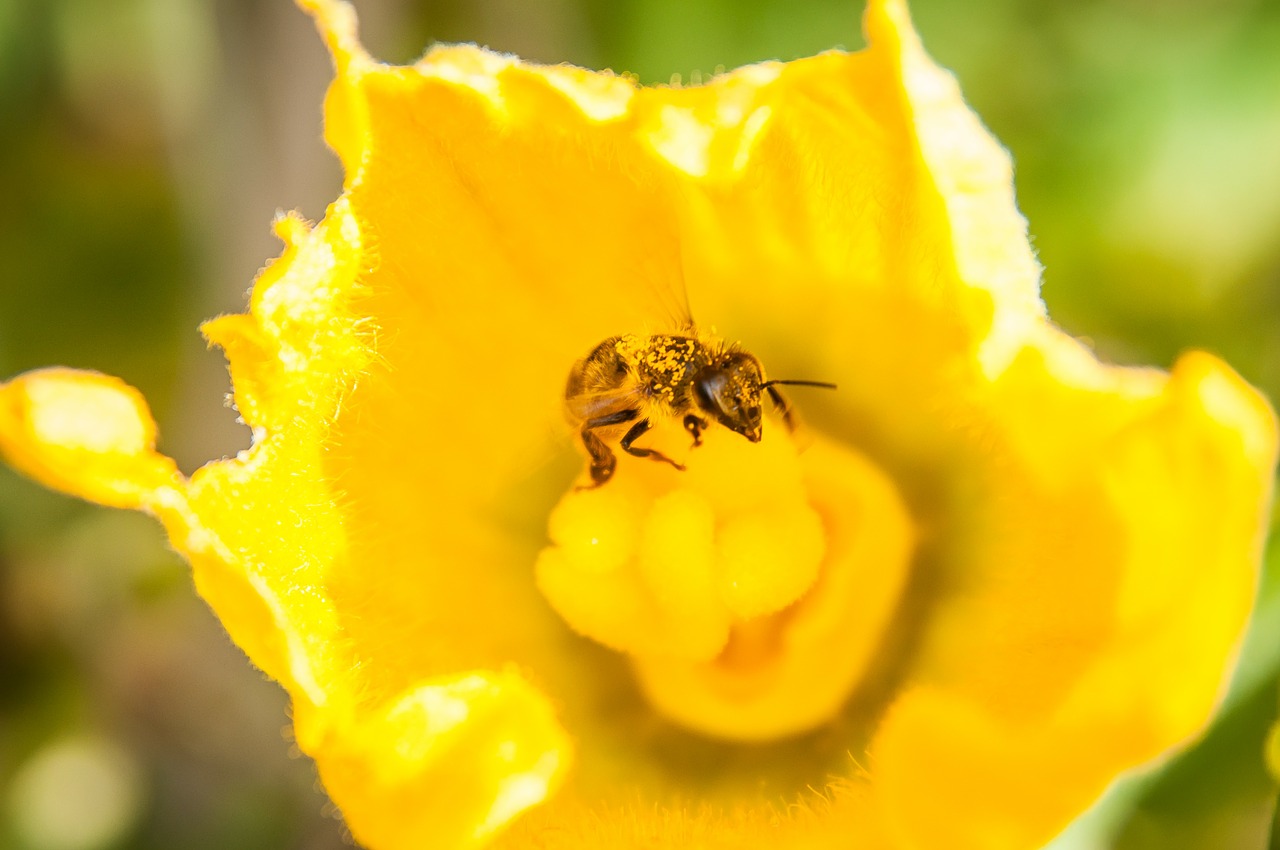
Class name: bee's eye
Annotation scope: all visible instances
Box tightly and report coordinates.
[695,371,725,411]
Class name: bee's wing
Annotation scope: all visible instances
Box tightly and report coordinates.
[635,242,696,333]
[565,383,650,425]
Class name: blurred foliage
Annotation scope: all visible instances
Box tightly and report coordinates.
[0,0,1277,848]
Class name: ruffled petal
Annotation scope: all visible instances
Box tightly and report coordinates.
[0,369,181,510]
[872,345,1276,850]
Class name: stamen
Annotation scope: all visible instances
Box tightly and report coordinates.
[537,420,914,740]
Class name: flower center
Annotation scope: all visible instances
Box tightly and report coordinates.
[536,419,915,741]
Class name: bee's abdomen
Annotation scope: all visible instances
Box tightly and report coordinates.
[565,335,627,400]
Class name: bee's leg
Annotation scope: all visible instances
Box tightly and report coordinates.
[765,385,797,432]
[578,408,639,489]
[579,431,616,489]
[621,419,686,471]
[683,414,708,448]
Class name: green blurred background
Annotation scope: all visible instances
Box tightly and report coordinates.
[0,0,1277,848]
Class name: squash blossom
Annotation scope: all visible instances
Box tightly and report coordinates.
[1,0,1276,848]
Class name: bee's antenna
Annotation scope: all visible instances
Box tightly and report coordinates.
[762,379,838,390]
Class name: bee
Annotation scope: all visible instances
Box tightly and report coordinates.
[565,332,835,488]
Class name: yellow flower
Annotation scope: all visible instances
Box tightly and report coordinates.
[1,0,1276,848]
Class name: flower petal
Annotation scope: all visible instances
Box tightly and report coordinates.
[200,204,575,846]
[872,346,1276,850]
[0,369,181,510]
[313,671,570,848]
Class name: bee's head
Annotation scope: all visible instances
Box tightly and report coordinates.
[694,351,765,442]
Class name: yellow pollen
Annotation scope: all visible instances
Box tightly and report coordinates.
[537,417,915,740]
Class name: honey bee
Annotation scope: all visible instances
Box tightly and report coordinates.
[565,332,835,488]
